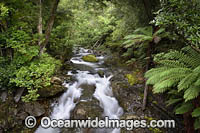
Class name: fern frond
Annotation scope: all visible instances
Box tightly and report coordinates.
[158,60,188,68]
[133,26,153,36]
[153,28,165,36]
[192,107,200,117]
[194,118,200,130]
[193,66,200,73]
[145,67,169,78]
[194,78,200,86]
[158,67,191,78]
[175,102,193,114]
[178,73,199,92]
[153,77,181,93]
[184,85,200,102]
[163,50,200,68]
[182,47,200,66]
[166,98,182,106]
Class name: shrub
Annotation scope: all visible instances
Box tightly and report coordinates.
[10,54,61,102]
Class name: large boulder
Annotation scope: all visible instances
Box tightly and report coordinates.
[38,84,66,98]
[82,54,99,62]
[24,102,45,117]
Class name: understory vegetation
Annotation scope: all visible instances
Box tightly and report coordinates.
[0,0,200,132]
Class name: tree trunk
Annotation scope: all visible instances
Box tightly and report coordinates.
[142,0,153,21]
[38,0,43,46]
[142,42,153,110]
[39,0,60,56]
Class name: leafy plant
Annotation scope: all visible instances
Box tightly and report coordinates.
[10,54,61,102]
[122,26,165,49]
[121,26,167,65]
[145,46,200,130]
[152,0,200,48]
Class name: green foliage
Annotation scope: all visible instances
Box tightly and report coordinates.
[145,47,200,130]
[0,58,16,90]
[10,54,61,102]
[121,26,166,65]
[57,0,116,47]
[0,3,9,19]
[152,0,200,48]
[0,0,63,102]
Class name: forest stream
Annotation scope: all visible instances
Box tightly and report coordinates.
[36,48,124,133]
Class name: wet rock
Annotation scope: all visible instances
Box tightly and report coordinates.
[76,108,86,116]
[51,76,63,85]
[24,102,45,117]
[73,63,95,73]
[0,96,19,130]
[72,99,103,119]
[14,88,25,103]
[62,61,73,71]
[38,84,66,98]
[17,112,28,120]
[79,84,96,101]
[97,70,104,77]
[0,91,7,102]
[82,54,99,62]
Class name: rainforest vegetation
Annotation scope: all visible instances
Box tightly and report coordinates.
[0,0,200,132]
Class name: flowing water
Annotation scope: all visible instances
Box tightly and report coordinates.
[36,48,123,133]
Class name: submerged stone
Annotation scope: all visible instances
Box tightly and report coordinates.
[82,54,99,62]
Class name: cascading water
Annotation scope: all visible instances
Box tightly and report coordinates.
[36,48,123,133]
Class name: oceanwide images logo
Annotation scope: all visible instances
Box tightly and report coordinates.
[25,116,176,130]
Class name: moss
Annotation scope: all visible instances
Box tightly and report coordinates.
[144,116,163,133]
[82,54,99,62]
[125,72,138,86]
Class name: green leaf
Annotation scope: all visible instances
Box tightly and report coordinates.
[183,86,200,102]
[166,98,182,106]
[192,108,200,117]
[153,28,165,36]
[194,118,200,130]
[175,102,193,114]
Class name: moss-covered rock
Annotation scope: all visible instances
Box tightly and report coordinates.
[38,84,66,98]
[82,54,99,62]
[125,73,137,86]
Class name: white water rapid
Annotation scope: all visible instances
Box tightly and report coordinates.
[36,48,123,133]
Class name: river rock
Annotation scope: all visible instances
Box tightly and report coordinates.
[0,91,7,102]
[79,84,96,101]
[24,102,45,117]
[38,84,66,98]
[82,54,99,62]
[17,112,29,120]
[14,88,25,103]
[72,98,103,119]
[97,70,104,77]
[51,76,63,85]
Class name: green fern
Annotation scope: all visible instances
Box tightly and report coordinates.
[121,26,167,65]
[122,26,166,48]
[145,46,200,130]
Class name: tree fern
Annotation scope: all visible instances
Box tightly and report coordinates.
[175,102,193,115]
[121,26,167,64]
[183,86,200,102]
[145,46,200,130]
